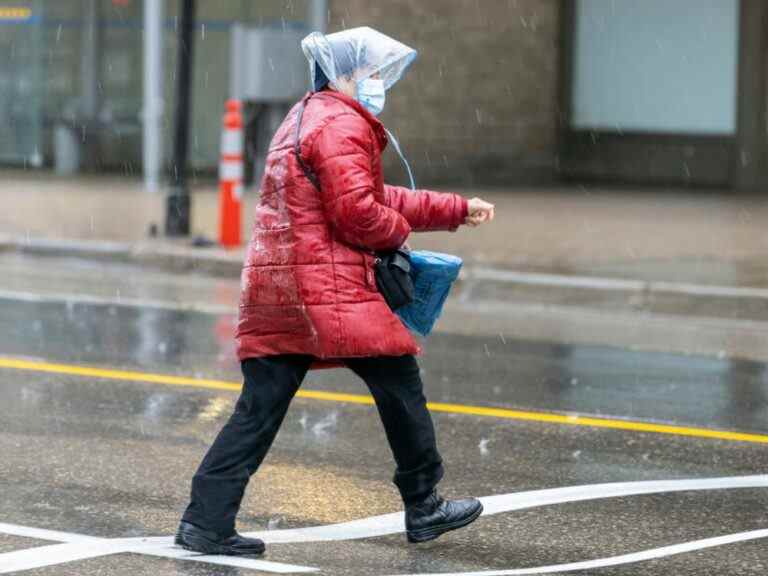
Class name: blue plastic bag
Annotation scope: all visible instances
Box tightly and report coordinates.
[396,250,463,337]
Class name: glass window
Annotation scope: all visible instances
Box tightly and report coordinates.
[571,0,739,135]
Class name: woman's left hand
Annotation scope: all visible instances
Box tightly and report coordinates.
[465,197,495,227]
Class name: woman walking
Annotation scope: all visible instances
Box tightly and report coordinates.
[176,27,495,556]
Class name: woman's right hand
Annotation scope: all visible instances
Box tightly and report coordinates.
[465,197,495,227]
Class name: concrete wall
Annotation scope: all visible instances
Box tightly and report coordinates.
[327,0,561,187]
[11,1,560,187]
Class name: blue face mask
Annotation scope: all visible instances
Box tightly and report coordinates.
[356,77,386,116]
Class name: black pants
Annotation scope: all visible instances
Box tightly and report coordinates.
[181,354,444,536]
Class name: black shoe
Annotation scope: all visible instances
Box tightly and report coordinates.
[405,491,483,543]
[174,521,265,556]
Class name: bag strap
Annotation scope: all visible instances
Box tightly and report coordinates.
[293,95,411,259]
[294,97,321,190]
[384,128,416,191]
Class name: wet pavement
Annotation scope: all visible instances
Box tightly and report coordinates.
[1,255,768,575]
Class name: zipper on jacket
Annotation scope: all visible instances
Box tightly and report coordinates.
[364,252,376,288]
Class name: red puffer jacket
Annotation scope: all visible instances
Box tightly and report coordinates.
[236,90,468,361]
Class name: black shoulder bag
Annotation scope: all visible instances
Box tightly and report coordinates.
[293,98,414,311]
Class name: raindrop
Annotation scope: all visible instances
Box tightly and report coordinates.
[498,333,507,345]
[267,517,282,530]
[741,150,749,167]
[56,24,62,43]
[478,437,490,456]
[201,23,205,40]
[483,344,491,357]
[312,411,338,436]
[572,450,582,459]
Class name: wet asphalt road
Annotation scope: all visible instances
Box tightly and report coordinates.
[1,254,768,575]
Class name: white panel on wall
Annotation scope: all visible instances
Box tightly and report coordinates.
[571,0,739,134]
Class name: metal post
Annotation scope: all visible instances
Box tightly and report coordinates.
[143,0,164,192]
[80,0,99,119]
[166,0,195,236]
[309,0,327,32]
[735,0,767,191]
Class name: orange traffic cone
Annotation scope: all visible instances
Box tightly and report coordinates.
[219,99,243,248]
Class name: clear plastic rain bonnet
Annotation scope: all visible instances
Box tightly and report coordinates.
[301,27,417,92]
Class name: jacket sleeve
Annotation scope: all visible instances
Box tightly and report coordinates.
[383,184,469,232]
[309,114,411,251]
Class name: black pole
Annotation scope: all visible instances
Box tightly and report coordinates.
[166,0,195,236]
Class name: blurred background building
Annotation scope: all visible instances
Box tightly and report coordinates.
[0,0,764,190]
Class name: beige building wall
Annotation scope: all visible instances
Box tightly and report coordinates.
[18,1,560,187]
[327,0,561,187]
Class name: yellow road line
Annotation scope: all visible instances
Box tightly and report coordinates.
[2,356,768,445]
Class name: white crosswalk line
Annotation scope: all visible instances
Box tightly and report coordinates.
[386,529,768,576]
[242,474,768,543]
[0,541,132,574]
[1,475,768,574]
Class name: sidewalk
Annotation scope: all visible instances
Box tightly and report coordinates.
[3,171,767,286]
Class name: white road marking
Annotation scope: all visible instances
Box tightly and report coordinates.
[3,266,767,325]
[0,534,317,574]
[469,266,768,299]
[461,297,768,334]
[0,288,235,316]
[0,522,97,543]
[387,528,768,576]
[244,474,768,543]
[131,542,317,573]
[649,280,768,300]
[0,541,133,574]
[468,268,644,291]
[1,475,767,574]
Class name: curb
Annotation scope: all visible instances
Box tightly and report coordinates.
[0,235,244,277]
[3,235,768,304]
